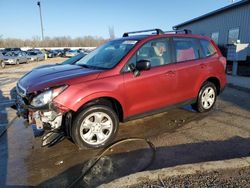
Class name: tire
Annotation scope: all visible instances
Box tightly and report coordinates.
[192,81,217,113]
[1,61,5,68]
[72,105,119,149]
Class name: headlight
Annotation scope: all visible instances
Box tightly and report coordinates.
[31,85,67,107]
[7,59,14,62]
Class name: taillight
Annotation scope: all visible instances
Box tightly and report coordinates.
[219,56,227,70]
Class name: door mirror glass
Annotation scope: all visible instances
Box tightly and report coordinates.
[136,59,151,71]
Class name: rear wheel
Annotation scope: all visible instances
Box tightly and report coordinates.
[72,105,119,149]
[192,82,217,113]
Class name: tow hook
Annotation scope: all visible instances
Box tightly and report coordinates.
[28,111,43,129]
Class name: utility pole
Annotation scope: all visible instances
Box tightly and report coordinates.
[37,1,44,40]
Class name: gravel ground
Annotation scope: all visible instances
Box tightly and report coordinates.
[131,167,250,188]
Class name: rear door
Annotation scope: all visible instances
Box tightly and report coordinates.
[123,38,178,117]
[173,37,205,102]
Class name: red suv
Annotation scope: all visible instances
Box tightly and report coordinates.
[16,29,227,149]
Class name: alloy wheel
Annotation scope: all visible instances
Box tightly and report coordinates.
[201,86,215,109]
[79,112,113,145]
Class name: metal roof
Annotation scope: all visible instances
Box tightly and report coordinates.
[173,0,250,29]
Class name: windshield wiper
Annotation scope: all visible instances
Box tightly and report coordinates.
[78,64,109,70]
[78,64,92,69]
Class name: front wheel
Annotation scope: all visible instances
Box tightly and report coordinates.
[1,61,5,68]
[192,82,217,113]
[72,105,119,149]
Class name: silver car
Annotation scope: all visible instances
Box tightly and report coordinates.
[3,51,29,65]
[27,51,45,61]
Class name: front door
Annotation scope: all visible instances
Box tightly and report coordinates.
[123,38,178,117]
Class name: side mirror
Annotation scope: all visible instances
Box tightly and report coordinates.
[136,59,151,71]
[128,59,151,77]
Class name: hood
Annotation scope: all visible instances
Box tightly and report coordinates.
[18,64,101,94]
[4,56,16,60]
[34,64,59,69]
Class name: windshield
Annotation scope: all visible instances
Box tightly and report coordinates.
[69,50,77,53]
[28,52,37,55]
[76,39,137,69]
[5,52,17,56]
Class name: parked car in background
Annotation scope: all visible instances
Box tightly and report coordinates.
[47,50,57,58]
[65,49,80,57]
[55,49,65,57]
[34,52,87,69]
[3,48,21,55]
[0,52,4,68]
[27,48,40,52]
[3,51,29,65]
[26,51,45,61]
[39,49,48,59]
[62,48,71,57]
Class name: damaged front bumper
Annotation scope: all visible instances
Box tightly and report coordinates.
[16,92,72,147]
[16,91,66,133]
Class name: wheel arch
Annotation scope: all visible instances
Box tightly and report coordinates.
[75,96,124,122]
[205,77,221,95]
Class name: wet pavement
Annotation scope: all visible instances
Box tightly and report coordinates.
[0,86,249,187]
[0,60,250,187]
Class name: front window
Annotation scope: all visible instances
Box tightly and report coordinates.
[124,38,171,71]
[76,40,137,69]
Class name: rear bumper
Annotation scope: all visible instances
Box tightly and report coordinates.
[218,72,227,95]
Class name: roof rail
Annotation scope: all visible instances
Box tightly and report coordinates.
[123,29,164,37]
[164,29,192,34]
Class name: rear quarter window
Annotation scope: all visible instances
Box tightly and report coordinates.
[173,37,200,62]
[200,39,217,57]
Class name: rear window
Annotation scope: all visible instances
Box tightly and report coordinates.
[173,37,200,62]
[200,39,216,57]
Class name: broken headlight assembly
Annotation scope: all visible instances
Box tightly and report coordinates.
[31,85,68,108]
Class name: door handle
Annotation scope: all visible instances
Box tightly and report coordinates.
[165,71,176,75]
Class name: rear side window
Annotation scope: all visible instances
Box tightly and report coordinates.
[173,37,200,62]
[200,39,216,57]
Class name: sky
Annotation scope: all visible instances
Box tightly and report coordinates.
[0,0,240,39]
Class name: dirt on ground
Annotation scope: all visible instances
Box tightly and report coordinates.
[130,166,250,188]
